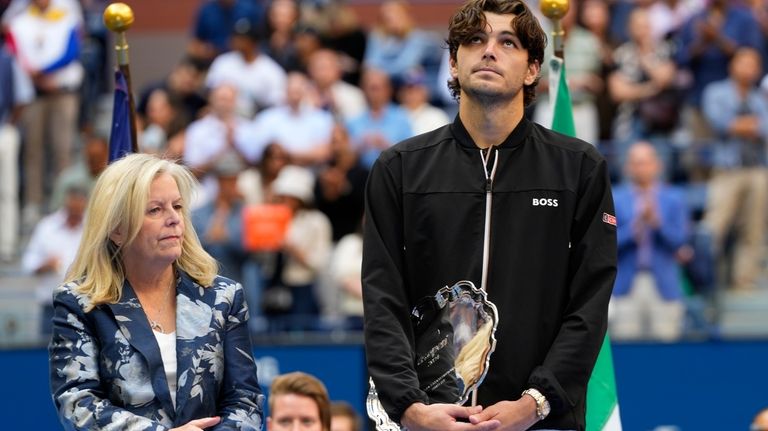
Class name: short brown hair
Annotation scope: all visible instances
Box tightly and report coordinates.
[330,401,361,431]
[269,372,331,431]
[446,0,547,105]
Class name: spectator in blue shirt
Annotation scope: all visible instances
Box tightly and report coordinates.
[346,68,413,168]
[701,47,768,291]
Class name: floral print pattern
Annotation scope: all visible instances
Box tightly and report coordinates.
[49,273,264,430]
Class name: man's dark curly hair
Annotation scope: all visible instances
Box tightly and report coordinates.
[446,0,547,106]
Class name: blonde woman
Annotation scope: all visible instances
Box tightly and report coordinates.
[49,154,264,431]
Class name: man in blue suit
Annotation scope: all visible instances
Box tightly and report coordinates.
[611,141,690,341]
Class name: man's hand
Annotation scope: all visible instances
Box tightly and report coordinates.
[468,397,539,431]
[401,402,501,431]
[730,115,762,140]
[638,199,659,228]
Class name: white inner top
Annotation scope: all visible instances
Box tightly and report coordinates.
[153,330,177,408]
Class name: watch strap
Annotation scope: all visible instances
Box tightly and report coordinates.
[522,388,550,421]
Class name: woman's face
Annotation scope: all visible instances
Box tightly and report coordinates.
[117,173,185,268]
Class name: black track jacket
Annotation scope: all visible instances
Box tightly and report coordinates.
[362,116,617,430]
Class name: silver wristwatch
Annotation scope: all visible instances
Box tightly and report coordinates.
[522,388,551,421]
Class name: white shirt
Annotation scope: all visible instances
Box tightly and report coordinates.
[205,51,287,118]
[21,209,83,303]
[153,330,177,407]
[1,0,84,26]
[406,104,450,136]
[329,233,363,317]
[247,105,334,156]
[183,114,260,167]
[330,81,367,121]
[282,210,332,286]
[7,2,83,89]
[183,114,258,209]
[647,0,705,42]
[21,209,82,277]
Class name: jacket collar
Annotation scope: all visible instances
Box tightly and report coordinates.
[450,113,532,150]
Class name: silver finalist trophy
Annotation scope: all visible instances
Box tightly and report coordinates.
[367,281,499,431]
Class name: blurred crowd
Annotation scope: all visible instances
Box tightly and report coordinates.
[2,0,768,342]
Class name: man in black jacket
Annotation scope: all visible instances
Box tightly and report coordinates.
[361,0,618,430]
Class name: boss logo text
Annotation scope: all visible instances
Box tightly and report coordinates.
[532,198,558,207]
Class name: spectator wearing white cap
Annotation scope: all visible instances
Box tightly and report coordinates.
[267,165,332,331]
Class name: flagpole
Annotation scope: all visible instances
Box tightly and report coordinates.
[103,2,138,153]
[540,0,569,60]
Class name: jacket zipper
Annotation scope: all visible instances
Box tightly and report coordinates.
[473,147,499,406]
[480,148,499,292]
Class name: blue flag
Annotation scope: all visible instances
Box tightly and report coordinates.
[108,70,132,163]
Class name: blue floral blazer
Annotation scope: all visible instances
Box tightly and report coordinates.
[49,272,265,430]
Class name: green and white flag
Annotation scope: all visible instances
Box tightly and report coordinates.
[586,336,622,430]
[547,56,622,431]
[547,57,577,136]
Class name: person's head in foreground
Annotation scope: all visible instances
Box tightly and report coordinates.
[268,372,331,431]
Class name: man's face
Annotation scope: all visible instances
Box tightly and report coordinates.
[450,12,538,105]
[308,51,341,87]
[64,192,88,225]
[210,85,237,117]
[625,144,660,186]
[286,73,308,107]
[731,49,763,86]
[230,34,255,56]
[361,70,392,109]
[268,394,323,431]
[85,139,108,176]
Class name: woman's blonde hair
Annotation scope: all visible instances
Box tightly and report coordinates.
[66,153,218,310]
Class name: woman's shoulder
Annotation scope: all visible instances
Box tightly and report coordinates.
[210,275,242,290]
[186,273,243,298]
[52,279,94,310]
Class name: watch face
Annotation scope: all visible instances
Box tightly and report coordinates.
[541,401,551,416]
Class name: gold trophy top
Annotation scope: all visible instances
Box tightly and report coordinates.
[103,2,134,33]
[540,0,569,21]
